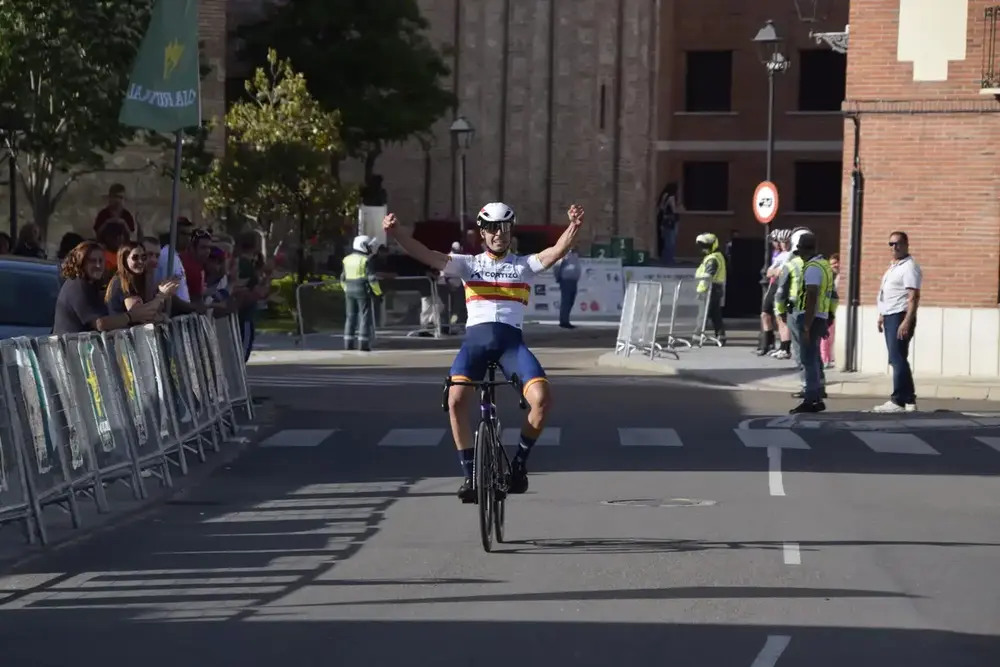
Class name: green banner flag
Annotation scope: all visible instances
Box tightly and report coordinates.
[119,0,201,133]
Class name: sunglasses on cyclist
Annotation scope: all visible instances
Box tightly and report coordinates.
[481,222,511,235]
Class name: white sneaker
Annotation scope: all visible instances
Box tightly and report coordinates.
[872,401,906,414]
[773,350,791,360]
[905,403,918,412]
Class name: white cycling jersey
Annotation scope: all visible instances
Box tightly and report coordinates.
[442,251,546,329]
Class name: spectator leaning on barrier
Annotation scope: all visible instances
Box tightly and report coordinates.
[694,232,727,345]
[53,241,158,335]
[104,241,180,321]
[182,228,213,303]
[341,234,384,351]
[873,231,921,414]
[553,246,581,329]
[156,217,194,302]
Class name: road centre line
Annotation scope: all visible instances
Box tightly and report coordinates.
[750,635,791,667]
[767,446,785,496]
[782,542,801,565]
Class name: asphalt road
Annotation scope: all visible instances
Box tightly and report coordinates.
[0,354,997,666]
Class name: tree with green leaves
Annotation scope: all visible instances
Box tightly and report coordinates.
[0,0,212,237]
[203,49,356,283]
[236,0,455,185]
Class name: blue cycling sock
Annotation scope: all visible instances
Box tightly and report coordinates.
[459,448,474,479]
[515,434,537,463]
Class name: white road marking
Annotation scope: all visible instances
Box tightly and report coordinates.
[767,447,785,496]
[259,429,335,448]
[734,429,811,449]
[852,432,939,455]
[975,436,1000,452]
[501,428,561,446]
[617,428,684,447]
[782,542,801,565]
[377,429,447,447]
[750,635,791,667]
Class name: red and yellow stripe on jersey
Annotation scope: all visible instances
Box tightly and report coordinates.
[465,280,530,305]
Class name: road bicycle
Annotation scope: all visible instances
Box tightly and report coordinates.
[442,361,527,552]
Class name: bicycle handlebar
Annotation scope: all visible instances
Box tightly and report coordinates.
[441,364,528,411]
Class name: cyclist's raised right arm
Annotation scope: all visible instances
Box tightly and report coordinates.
[383,213,450,272]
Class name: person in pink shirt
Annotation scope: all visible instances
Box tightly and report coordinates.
[820,253,840,367]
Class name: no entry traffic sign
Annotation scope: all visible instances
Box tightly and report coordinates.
[753,181,779,224]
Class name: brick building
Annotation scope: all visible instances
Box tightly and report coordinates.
[835,0,1000,378]
[308,0,849,257]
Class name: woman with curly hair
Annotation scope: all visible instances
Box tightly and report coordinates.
[53,241,161,335]
[105,241,179,318]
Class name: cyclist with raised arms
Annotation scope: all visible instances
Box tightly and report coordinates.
[383,203,584,502]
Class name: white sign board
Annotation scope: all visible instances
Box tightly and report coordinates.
[529,258,625,319]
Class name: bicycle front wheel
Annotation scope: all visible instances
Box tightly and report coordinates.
[475,421,494,552]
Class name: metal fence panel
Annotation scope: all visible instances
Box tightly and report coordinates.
[614,281,663,358]
[0,311,255,544]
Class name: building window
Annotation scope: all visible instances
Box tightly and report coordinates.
[684,51,733,112]
[682,161,729,211]
[794,161,842,213]
[797,49,846,112]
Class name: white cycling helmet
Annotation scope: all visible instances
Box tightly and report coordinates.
[352,234,372,254]
[476,202,516,228]
[790,227,812,252]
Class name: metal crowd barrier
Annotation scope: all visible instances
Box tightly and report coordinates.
[614,278,724,359]
[0,312,253,545]
[614,281,665,359]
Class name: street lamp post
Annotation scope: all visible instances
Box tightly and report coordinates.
[449,116,475,236]
[753,20,790,283]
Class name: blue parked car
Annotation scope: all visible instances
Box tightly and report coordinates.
[0,255,61,339]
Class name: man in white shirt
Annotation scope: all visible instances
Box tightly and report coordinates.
[873,231,921,413]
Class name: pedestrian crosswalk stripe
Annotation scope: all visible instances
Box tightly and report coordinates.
[852,432,938,455]
[974,436,1000,452]
[501,428,561,446]
[259,429,335,448]
[734,429,810,450]
[377,428,447,447]
[617,428,683,447]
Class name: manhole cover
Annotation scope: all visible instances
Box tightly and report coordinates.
[601,498,716,508]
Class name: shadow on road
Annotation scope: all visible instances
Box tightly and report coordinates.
[0,613,994,666]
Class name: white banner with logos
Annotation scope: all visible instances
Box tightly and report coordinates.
[528,258,625,319]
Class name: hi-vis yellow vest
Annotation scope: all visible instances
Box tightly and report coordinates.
[695,251,726,293]
[796,257,833,315]
[341,253,383,296]
[775,255,803,317]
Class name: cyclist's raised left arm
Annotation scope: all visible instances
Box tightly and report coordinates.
[383,213,451,272]
[534,204,585,270]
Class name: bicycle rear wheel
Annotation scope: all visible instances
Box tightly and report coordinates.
[475,421,494,552]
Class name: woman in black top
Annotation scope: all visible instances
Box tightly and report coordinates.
[105,241,179,318]
[52,241,160,335]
